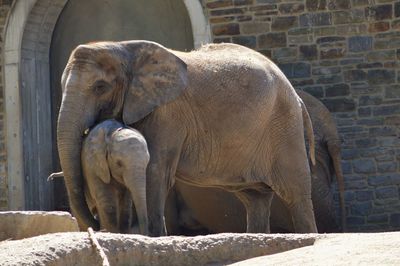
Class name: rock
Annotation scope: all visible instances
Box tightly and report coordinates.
[0,233,317,266]
[0,211,79,241]
[0,232,399,265]
[231,233,400,265]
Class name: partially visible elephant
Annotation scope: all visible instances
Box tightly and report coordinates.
[81,119,149,234]
[57,40,318,235]
[166,90,346,234]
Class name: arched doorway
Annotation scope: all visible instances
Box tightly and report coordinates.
[4,0,210,211]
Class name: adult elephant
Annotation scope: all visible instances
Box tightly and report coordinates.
[166,90,346,234]
[57,40,317,236]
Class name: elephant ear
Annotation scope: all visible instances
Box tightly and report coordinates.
[122,41,188,125]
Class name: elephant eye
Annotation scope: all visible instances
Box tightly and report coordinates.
[92,80,111,95]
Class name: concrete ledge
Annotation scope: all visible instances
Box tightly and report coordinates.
[0,232,317,265]
[0,211,79,241]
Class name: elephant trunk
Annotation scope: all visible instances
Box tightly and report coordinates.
[57,96,99,231]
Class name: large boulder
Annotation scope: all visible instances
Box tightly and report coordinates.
[0,211,79,241]
[0,233,316,265]
[0,232,399,265]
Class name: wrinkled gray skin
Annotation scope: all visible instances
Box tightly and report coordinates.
[57,40,317,236]
[165,90,346,235]
[81,119,149,235]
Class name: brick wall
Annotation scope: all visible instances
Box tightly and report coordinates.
[0,0,13,210]
[203,0,400,231]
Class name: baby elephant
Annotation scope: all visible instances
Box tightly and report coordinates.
[81,119,149,235]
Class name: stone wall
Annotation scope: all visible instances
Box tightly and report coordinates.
[0,0,14,210]
[203,0,400,231]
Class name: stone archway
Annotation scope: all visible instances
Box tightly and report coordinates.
[4,0,210,210]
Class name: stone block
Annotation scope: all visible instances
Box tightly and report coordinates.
[210,16,235,24]
[279,3,304,14]
[299,44,318,60]
[333,9,364,24]
[320,48,345,59]
[376,186,398,199]
[344,69,367,82]
[210,7,246,16]
[346,216,365,225]
[206,0,233,9]
[340,58,364,65]
[272,47,297,59]
[373,104,400,116]
[368,21,390,32]
[323,98,356,112]
[357,118,383,126]
[355,190,374,201]
[313,26,337,36]
[385,116,400,125]
[232,36,256,48]
[313,66,341,75]
[355,138,378,148]
[0,211,79,241]
[358,95,382,106]
[327,0,351,10]
[394,2,400,17]
[212,23,240,36]
[233,0,253,6]
[258,32,286,48]
[325,83,350,97]
[299,12,332,27]
[337,24,367,35]
[353,159,377,174]
[392,19,400,30]
[348,36,373,52]
[365,5,393,21]
[302,86,324,98]
[344,191,355,201]
[306,0,327,11]
[357,62,383,69]
[249,4,277,12]
[351,201,373,216]
[367,214,388,224]
[237,15,252,22]
[213,37,231,43]
[352,0,369,6]
[342,161,352,174]
[345,180,369,190]
[368,174,400,186]
[390,213,400,226]
[358,107,371,117]
[377,162,397,173]
[240,22,270,34]
[271,16,297,31]
[367,69,396,84]
[278,62,311,79]
[288,35,314,45]
[316,36,345,44]
[369,126,397,137]
[288,27,313,35]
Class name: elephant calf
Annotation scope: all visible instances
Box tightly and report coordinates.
[81,119,149,235]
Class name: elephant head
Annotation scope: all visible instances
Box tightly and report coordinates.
[57,41,187,230]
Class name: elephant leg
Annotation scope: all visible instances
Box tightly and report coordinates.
[235,189,274,233]
[269,146,318,233]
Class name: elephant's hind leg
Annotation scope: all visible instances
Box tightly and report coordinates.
[270,160,318,233]
[235,189,274,233]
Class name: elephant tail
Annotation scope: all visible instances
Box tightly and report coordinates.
[327,140,347,232]
[300,99,316,166]
[48,171,64,181]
